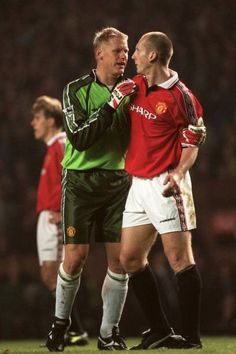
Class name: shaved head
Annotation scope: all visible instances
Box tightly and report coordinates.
[140,32,173,65]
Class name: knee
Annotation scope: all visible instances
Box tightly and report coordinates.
[163,231,195,273]
[120,253,146,274]
[63,251,87,275]
[165,250,194,273]
[41,268,57,291]
[108,258,125,274]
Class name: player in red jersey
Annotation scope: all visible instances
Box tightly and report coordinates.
[31,96,88,347]
[120,32,206,349]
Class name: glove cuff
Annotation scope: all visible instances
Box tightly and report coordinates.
[104,102,116,113]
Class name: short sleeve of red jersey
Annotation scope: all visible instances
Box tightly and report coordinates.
[176,85,206,147]
[189,93,203,123]
[176,82,204,126]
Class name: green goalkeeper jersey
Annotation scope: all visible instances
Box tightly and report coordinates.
[62,70,130,170]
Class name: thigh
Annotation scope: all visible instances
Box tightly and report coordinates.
[37,211,63,265]
[142,172,196,234]
[122,181,152,229]
[62,169,130,244]
[95,170,130,243]
[121,224,157,263]
[61,169,96,244]
[161,230,195,273]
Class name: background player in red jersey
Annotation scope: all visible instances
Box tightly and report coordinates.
[120,32,206,349]
[31,96,88,347]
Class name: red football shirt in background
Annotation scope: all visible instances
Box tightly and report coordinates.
[36,132,66,213]
[125,72,203,178]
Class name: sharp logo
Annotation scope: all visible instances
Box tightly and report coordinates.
[129,104,157,120]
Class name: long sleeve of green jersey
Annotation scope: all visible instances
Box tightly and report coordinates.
[62,76,129,151]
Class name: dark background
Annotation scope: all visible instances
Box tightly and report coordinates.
[0,0,236,339]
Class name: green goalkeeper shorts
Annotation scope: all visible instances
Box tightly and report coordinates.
[61,168,130,244]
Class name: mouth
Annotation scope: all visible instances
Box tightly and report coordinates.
[116,62,126,69]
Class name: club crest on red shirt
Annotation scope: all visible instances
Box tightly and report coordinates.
[155,102,167,114]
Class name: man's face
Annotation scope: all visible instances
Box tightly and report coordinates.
[31,109,51,141]
[97,37,129,77]
[132,37,151,75]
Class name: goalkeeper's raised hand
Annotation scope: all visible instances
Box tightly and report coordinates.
[107,79,137,109]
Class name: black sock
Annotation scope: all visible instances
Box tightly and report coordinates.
[176,265,202,343]
[69,292,85,334]
[129,264,171,335]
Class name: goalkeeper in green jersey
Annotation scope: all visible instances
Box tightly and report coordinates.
[46,27,136,352]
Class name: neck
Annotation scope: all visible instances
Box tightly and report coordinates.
[145,66,171,87]
[96,68,118,86]
[44,128,62,144]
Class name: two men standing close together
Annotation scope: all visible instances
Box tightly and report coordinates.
[32,27,206,352]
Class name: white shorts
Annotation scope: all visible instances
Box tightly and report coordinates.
[122,171,196,234]
[37,210,64,265]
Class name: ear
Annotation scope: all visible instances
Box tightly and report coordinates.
[47,117,55,127]
[96,47,103,61]
[149,50,158,63]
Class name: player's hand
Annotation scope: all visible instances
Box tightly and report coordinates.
[162,171,182,198]
[107,79,137,109]
[181,117,206,146]
[49,211,61,225]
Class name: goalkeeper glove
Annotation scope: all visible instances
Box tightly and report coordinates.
[107,79,137,109]
[181,117,207,147]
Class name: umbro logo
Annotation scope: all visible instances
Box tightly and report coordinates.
[160,217,176,223]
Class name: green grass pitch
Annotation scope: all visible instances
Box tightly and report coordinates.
[0,337,236,353]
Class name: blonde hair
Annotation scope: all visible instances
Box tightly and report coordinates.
[93,27,128,49]
[31,95,63,128]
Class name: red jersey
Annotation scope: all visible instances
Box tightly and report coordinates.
[36,132,66,213]
[125,72,203,178]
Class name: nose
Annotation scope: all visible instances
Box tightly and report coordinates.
[131,52,135,60]
[120,51,127,61]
